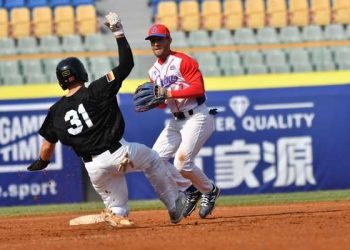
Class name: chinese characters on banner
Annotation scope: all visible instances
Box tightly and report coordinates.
[203,137,315,189]
[123,85,350,197]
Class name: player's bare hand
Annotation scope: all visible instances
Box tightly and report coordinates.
[104,12,124,38]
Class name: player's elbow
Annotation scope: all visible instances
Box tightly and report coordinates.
[198,89,205,97]
[120,60,134,78]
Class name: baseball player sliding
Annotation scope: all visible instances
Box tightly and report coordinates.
[133,24,220,218]
[27,13,187,227]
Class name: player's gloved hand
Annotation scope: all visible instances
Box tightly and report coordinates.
[156,85,168,99]
[104,12,124,38]
[133,82,168,112]
[27,158,50,171]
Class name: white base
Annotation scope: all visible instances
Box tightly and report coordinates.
[69,214,105,226]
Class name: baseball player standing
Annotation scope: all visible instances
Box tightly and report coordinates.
[144,24,220,218]
[27,13,186,227]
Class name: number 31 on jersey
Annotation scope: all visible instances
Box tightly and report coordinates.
[64,104,93,135]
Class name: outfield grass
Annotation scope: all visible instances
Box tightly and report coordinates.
[0,189,349,217]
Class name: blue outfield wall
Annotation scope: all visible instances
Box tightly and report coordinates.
[0,98,83,206]
[122,84,350,198]
[1,84,350,205]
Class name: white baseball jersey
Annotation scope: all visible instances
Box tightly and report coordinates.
[148,51,206,113]
[150,51,214,194]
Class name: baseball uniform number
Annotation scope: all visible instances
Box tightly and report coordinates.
[64,104,93,135]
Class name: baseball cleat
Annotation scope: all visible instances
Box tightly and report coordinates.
[199,185,220,219]
[183,188,202,217]
[101,209,134,228]
[169,191,187,224]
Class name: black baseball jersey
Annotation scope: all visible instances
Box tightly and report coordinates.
[39,37,134,157]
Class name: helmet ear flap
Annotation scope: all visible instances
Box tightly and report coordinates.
[83,72,88,82]
[59,82,68,90]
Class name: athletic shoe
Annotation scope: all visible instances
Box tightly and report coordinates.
[183,188,202,217]
[101,209,134,228]
[168,191,187,224]
[199,185,220,219]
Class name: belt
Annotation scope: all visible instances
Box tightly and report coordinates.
[81,142,122,163]
[172,109,194,120]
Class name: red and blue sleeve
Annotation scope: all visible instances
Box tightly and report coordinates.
[169,56,205,98]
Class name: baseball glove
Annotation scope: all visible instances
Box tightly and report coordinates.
[133,82,167,112]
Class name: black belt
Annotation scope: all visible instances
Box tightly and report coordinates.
[173,109,194,120]
[81,142,122,163]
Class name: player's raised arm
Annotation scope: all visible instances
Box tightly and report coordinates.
[104,12,134,82]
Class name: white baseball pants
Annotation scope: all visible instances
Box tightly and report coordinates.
[153,104,214,194]
[84,138,179,217]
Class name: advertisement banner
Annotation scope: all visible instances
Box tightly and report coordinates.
[121,84,350,198]
[2,84,350,203]
[0,98,83,206]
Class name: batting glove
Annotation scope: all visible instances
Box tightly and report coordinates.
[104,12,124,38]
[27,158,50,171]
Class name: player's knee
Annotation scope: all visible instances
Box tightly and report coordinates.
[150,150,167,165]
[174,153,192,171]
[174,156,185,171]
[174,164,183,172]
[146,150,167,171]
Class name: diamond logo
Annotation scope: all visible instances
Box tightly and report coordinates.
[229,96,250,117]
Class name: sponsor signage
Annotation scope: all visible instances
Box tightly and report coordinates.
[0,99,83,206]
[2,84,350,203]
[122,85,350,198]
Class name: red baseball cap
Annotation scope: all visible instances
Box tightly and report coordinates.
[145,24,171,40]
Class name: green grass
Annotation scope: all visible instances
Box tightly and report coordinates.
[217,189,350,206]
[1,189,350,217]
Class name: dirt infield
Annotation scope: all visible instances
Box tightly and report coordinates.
[1,201,350,250]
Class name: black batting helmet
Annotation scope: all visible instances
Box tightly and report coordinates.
[56,57,88,90]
